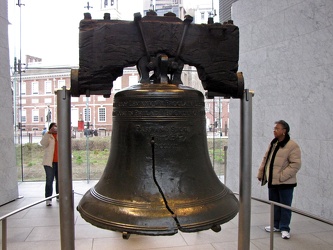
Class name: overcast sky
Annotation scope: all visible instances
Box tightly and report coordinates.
[8,0,213,67]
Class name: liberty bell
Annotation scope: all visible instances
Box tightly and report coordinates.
[74,12,243,238]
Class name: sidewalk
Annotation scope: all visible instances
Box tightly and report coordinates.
[0,181,332,250]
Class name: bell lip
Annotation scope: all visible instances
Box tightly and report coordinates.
[78,201,239,236]
[78,204,179,236]
[77,187,239,236]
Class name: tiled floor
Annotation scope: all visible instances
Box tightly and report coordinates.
[1,181,332,250]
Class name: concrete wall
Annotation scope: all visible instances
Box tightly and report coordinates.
[0,0,19,205]
[227,0,333,220]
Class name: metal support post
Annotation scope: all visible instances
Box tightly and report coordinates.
[2,218,7,250]
[238,89,254,250]
[224,145,228,184]
[57,87,75,250]
[270,203,274,250]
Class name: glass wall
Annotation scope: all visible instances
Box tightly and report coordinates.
[10,1,229,183]
[15,98,227,182]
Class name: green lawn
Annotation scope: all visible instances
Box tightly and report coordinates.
[17,137,226,181]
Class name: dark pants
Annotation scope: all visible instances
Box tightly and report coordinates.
[44,163,59,199]
[268,186,294,232]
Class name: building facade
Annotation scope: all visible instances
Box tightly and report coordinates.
[219,0,237,23]
[12,66,137,133]
[98,0,121,19]
[143,0,185,19]
[12,64,229,137]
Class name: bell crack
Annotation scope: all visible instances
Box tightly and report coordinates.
[150,137,183,230]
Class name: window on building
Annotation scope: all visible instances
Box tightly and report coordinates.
[21,109,26,123]
[104,0,114,7]
[21,99,26,104]
[32,99,39,104]
[45,80,52,94]
[129,75,138,86]
[71,108,78,127]
[97,96,106,101]
[205,102,210,112]
[32,81,39,95]
[84,108,91,122]
[71,97,79,102]
[201,12,205,20]
[113,77,122,92]
[45,98,52,104]
[32,109,39,122]
[98,107,106,122]
[21,82,26,95]
[58,79,66,89]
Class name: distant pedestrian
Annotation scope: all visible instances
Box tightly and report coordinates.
[40,122,59,206]
[257,120,301,239]
[42,127,47,136]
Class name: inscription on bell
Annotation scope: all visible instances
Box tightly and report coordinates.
[135,125,189,134]
[113,109,205,117]
[135,125,189,146]
[114,99,203,108]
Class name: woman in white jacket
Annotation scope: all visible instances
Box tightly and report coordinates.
[40,122,58,206]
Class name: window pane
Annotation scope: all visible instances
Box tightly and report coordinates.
[45,98,52,104]
[98,107,106,122]
[32,110,39,122]
[84,108,91,122]
[97,96,106,101]
[21,82,26,95]
[32,81,39,94]
[58,80,66,89]
[21,109,26,122]
[129,75,138,86]
[45,80,52,94]
[113,77,122,92]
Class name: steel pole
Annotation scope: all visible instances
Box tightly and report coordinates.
[2,218,7,250]
[57,87,75,250]
[224,145,228,184]
[238,89,254,250]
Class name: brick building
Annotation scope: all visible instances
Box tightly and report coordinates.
[12,64,229,137]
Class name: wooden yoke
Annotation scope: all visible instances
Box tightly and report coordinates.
[71,11,243,98]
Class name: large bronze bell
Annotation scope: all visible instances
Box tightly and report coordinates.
[77,82,239,237]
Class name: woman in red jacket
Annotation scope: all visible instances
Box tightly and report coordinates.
[40,122,58,206]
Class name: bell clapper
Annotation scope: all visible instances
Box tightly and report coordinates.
[122,232,131,240]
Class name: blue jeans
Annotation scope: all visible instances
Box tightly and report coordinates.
[44,163,59,199]
[268,187,294,232]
